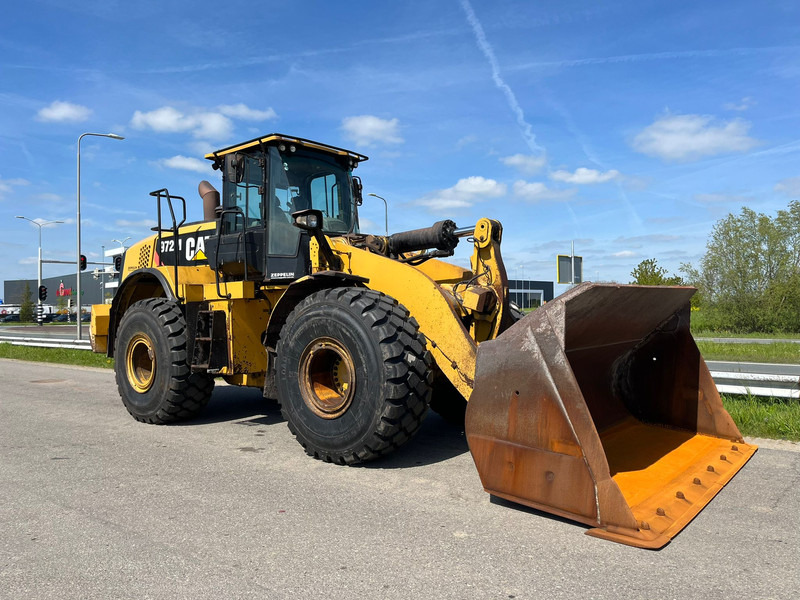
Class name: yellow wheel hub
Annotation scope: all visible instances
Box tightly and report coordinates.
[126,333,156,393]
[299,337,355,419]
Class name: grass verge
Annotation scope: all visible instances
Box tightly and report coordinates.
[695,341,800,363]
[0,343,113,369]
[722,394,800,441]
[693,330,800,340]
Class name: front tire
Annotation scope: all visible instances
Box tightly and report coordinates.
[276,288,432,464]
[114,298,214,423]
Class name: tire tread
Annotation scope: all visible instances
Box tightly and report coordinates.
[278,288,432,464]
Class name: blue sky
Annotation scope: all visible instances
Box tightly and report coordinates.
[2,0,800,295]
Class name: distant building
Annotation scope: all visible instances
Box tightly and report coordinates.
[507,279,554,309]
[3,272,113,311]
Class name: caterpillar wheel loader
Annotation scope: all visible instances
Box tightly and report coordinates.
[91,133,756,548]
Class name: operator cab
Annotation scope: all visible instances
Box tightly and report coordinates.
[204,134,367,282]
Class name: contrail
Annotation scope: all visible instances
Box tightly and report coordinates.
[459,0,543,154]
[510,45,800,71]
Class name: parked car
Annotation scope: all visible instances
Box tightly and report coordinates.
[81,313,91,322]
[1,314,20,323]
[52,313,71,322]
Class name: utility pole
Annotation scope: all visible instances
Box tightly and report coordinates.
[15,216,64,325]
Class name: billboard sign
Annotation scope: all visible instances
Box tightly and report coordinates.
[557,255,583,284]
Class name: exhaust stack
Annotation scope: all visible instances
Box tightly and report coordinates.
[198,180,220,222]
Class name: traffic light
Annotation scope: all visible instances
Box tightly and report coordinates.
[80,254,87,271]
[38,285,47,301]
[113,255,123,274]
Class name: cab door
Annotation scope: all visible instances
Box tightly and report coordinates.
[206,153,266,278]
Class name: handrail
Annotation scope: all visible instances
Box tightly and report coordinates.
[213,207,249,300]
[149,189,187,301]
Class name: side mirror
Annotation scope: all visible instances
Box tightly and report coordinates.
[224,153,245,184]
[292,208,324,231]
[352,176,363,206]
[291,208,340,270]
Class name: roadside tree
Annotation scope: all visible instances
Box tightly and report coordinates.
[19,283,35,322]
[682,200,800,332]
[630,258,684,286]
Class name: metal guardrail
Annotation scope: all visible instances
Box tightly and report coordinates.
[707,360,800,399]
[1,337,798,398]
[0,335,92,351]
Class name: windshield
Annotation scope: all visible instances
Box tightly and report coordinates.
[269,147,358,235]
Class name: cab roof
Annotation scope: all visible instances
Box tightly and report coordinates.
[204,133,369,164]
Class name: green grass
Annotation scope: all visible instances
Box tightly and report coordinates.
[693,330,800,340]
[0,343,113,368]
[722,394,800,441]
[695,341,800,363]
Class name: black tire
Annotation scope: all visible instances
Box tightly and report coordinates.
[276,288,432,464]
[114,298,215,424]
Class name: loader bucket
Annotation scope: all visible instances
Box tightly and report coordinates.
[465,283,756,549]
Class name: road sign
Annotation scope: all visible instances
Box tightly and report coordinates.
[557,255,583,284]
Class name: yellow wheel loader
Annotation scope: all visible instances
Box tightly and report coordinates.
[91,134,756,548]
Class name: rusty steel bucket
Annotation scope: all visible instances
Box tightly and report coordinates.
[465,283,757,548]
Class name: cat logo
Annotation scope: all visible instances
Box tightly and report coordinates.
[190,248,207,261]
[185,235,210,262]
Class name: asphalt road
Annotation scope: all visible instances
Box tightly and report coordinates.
[1,360,798,600]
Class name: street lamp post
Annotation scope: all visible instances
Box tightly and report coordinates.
[15,216,64,325]
[367,193,389,236]
[77,132,124,339]
[112,237,131,250]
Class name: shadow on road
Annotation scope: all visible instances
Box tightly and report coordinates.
[489,494,590,533]
[358,414,470,469]
[179,384,470,467]
[176,385,283,427]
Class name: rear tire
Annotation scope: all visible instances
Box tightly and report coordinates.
[276,288,432,464]
[114,298,214,423]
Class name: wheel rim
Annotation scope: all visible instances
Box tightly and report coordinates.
[299,337,355,419]
[126,332,156,393]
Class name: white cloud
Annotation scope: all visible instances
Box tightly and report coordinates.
[723,97,755,112]
[36,100,92,123]
[192,112,232,140]
[512,180,575,202]
[0,177,29,199]
[218,104,277,121]
[130,105,277,141]
[613,250,636,258]
[115,219,158,229]
[132,106,195,133]
[161,155,212,173]
[775,177,800,197]
[550,167,620,184]
[632,114,759,162]
[456,134,478,149]
[417,176,506,211]
[341,115,403,146]
[501,153,547,175]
